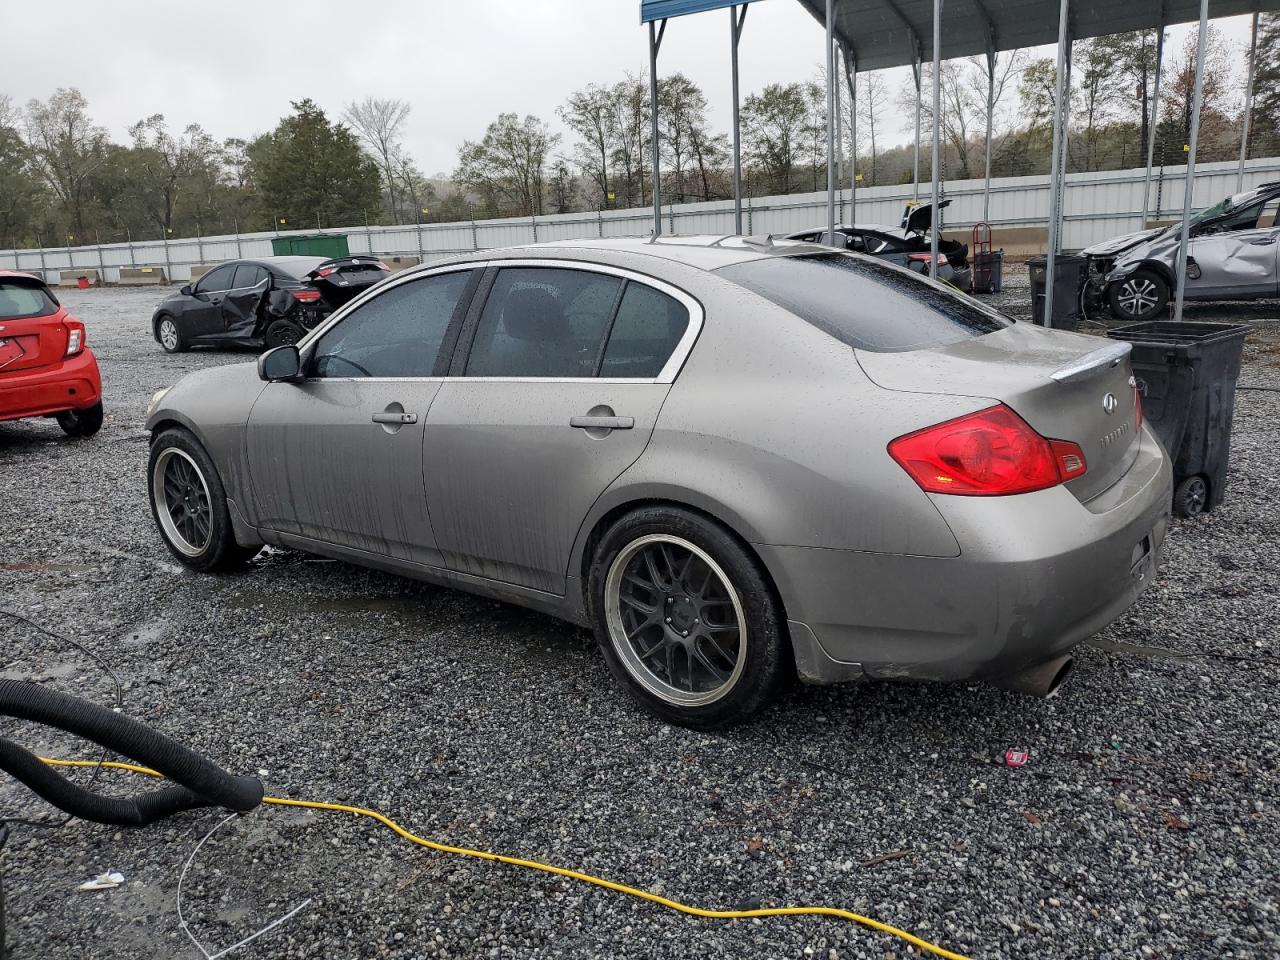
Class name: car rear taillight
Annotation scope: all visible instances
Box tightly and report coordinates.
[292,289,322,303]
[1134,383,1143,431]
[64,322,85,356]
[888,404,1088,496]
[316,267,336,278]
[377,262,390,271]
[907,253,946,266]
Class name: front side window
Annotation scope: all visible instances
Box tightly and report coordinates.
[600,283,689,378]
[465,267,623,378]
[311,271,472,378]
[195,265,235,294]
[716,252,1010,353]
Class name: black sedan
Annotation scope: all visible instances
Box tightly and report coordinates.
[151,255,389,353]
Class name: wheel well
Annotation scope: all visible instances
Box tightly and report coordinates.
[152,312,171,339]
[1128,261,1175,290]
[578,498,792,629]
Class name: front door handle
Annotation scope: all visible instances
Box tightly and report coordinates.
[1249,236,1277,245]
[372,412,418,425]
[570,415,634,430]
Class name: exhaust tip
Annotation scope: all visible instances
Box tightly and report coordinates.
[993,654,1074,698]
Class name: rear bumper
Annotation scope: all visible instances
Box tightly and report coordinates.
[762,426,1173,684]
[0,349,102,421]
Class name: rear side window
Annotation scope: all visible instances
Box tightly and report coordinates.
[465,268,623,378]
[0,281,57,319]
[232,264,267,289]
[601,283,689,378]
[715,253,1010,353]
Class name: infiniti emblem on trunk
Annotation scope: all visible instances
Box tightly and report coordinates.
[1102,392,1118,415]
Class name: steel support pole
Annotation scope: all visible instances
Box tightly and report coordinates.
[1237,10,1259,193]
[843,46,857,214]
[825,0,836,242]
[912,56,922,201]
[835,44,843,200]
[1174,0,1209,323]
[1042,0,1070,326]
[983,48,995,223]
[731,5,746,234]
[928,0,940,280]
[649,19,665,237]
[1141,26,1164,229]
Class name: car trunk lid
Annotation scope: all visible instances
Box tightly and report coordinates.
[304,256,389,309]
[858,324,1142,503]
[0,279,69,374]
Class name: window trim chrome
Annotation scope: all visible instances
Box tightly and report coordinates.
[294,257,705,387]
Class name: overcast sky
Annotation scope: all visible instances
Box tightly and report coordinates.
[0,1,1256,177]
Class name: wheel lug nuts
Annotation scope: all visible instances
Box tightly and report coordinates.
[665,617,672,623]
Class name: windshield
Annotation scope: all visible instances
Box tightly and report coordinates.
[716,253,1011,353]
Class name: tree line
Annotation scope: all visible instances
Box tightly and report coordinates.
[2,17,1277,250]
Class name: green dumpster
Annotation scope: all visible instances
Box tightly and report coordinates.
[270,234,350,259]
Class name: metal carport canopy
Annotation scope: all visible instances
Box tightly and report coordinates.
[796,0,1268,72]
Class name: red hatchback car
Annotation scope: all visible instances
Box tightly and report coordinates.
[0,271,103,437]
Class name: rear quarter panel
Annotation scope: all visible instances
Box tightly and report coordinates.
[574,270,983,573]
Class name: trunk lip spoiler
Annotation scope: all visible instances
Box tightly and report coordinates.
[1050,341,1131,384]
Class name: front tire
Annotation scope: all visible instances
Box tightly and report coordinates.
[148,428,258,571]
[56,401,103,438]
[1109,269,1169,321]
[588,506,790,729]
[157,315,187,353]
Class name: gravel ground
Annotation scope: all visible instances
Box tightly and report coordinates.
[1,267,1278,960]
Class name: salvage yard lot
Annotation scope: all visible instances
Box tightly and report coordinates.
[1,272,1278,959]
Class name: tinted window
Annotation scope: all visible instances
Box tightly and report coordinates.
[195,265,235,294]
[0,281,57,319]
[862,233,904,254]
[312,271,472,378]
[715,253,1010,353]
[465,267,623,378]
[601,283,689,378]
[232,264,267,289]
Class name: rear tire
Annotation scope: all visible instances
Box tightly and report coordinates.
[1174,474,1208,518]
[264,319,304,350]
[148,428,258,571]
[56,401,103,438]
[1109,269,1169,321]
[157,315,187,353]
[588,506,791,729]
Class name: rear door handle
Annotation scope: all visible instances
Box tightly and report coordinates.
[1249,237,1277,245]
[372,412,417,424]
[570,415,634,430]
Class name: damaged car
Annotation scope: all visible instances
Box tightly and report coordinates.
[786,200,972,292]
[151,255,390,353]
[1085,181,1280,321]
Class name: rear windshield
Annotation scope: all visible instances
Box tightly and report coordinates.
[715,253,1010,353]
[0,281,58,320]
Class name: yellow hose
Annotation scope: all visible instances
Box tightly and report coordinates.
[38,756,973,960]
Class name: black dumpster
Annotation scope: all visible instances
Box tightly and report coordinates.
[1028,254,1087,328]
[1108,321,1249,517]
[972,249,1004,294]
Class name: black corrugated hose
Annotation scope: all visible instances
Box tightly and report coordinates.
[0,679,263,825]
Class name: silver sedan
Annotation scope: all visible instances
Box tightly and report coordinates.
[146,237,1171,728]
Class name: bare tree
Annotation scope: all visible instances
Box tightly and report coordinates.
[559,84,614,207]
[856,71,889,186]
[454,113,560,217]
[967,50,1028,175]
[24,88,108,239]
[343,97,411,223]
[127,114,219,234]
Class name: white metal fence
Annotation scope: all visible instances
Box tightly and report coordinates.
[5,157,1278,285]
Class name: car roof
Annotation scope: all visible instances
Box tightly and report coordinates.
[443,235,827,272]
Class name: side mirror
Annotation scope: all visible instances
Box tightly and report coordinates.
[179,284,192,296]
[258,345,301,382]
